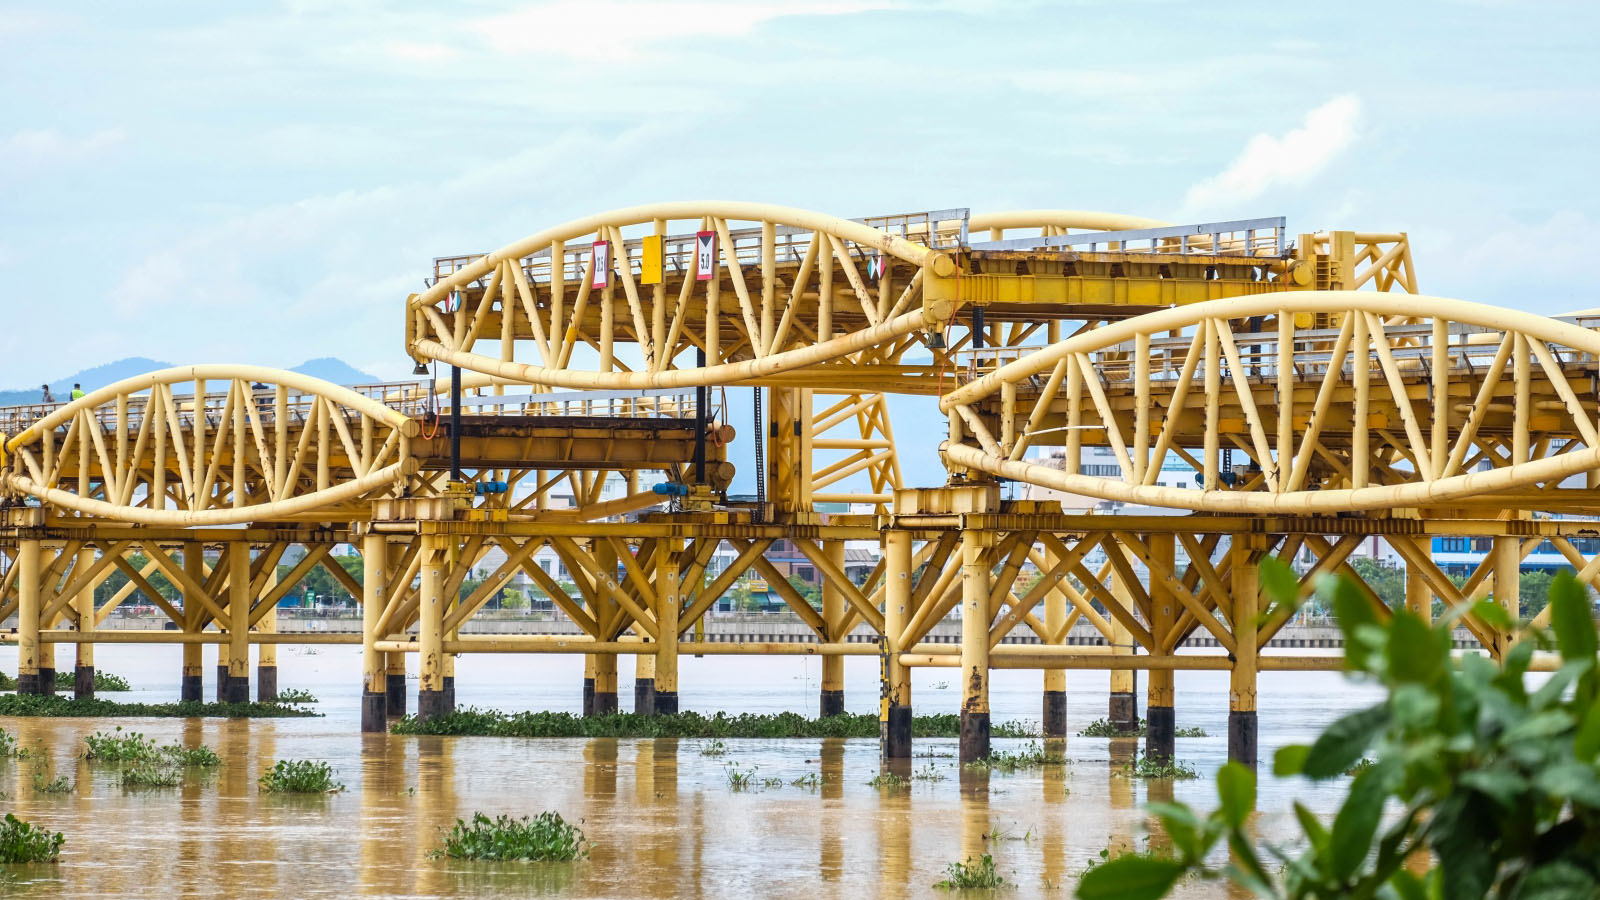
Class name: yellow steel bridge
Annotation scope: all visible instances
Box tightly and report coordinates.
[2,202,1592,763]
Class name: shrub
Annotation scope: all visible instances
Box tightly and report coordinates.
[935,854,1005,890]
[121,764,180,788]
[53,670,131,692]
[83,727,159,763]
[0,814,64,863]
[1076,563,1600,900]
[433,812,588,861]
[258,759,343,793]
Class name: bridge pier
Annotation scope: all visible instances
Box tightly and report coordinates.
[881,530,913,759]
[819,540,846,717]
[653,538,682,715]
[181,543,204,702]
[257,569,279,702]
[417,534,449,723]
[958,530,991,764]
[1145,534,1177,764]
[635,650,657,715]
[224,541,251,704]
[1041,545,1068,739]
[1107,574,1138,734]
[361,533,388,733]
[74,547,95,700]
[1228,536,1261,767]
[386,653,408,717]
[15,538,43,695]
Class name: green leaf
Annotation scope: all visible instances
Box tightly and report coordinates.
[1215,763,1255,829]
[1547,570,1598,663]
[1274,744,1310,777]
[1513,860,1599,900]
[1533,761,1600,807]
[1529,660,1590,711]
[1575,696,1600,762]
[1329,762,1389,881]
[1473,599,1514,633]
[1384,869,1427,900]
[1458,770,1527,809]
[1503,710,1576,744]
[1333,579,1381,670]
[1145,803,1203,861]
[1390,683,1442,731]
[1388,609,1447,685]
[1292,801,1330,856]
[1303,706,1389,779]
[1074,855,1186,900]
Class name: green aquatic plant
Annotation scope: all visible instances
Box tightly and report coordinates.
[162,744,222,768]
[31,768,72,794]
[1078,717,1144,738]
[121,764,180,788]
[1119,752,1198,781]
[914,764,948,782]
[258,759,343,793]
[0,814,64,863]
[867,771,909,789]
[389,709,1035,739]
[966,741,1067,772]
[1175,726,1208,738]
[699,739,728,757]
[0,729,16,758]
[273,688,318,704]
[788,772,830,789]
[1342,757,1375,777]
[83,727,159,763]
[0,694,317,718]
[723,764,759,790]
[53,670,131,692]
[934,853,1006,890]
[1076,564,1600,900]
[432,812,588,861]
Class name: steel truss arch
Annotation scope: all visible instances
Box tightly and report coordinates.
[408,201,959,390]
[1,366,418,527]
[941,292,1600,515]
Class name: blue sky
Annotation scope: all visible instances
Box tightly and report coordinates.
[1,0,1596,390]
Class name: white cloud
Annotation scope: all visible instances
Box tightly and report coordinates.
[1427,210,1596,315]
[0,128,125,171]
[469,1,897,62]
[1181,95,1361,216]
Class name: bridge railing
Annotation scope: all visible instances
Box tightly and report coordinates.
[969,216,1288,257]
[448,387,703,420]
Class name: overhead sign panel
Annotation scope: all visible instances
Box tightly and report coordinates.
[641,235,664,285]
[695,231,716,282]
[590,240,610,289]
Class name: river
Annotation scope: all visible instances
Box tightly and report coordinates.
[0,644,1384,898]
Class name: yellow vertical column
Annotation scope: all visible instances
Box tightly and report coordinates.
[361,532,388,732]
[226,542,250,703]
[1146,534,1177,763]
[418,534,447,721]
[1493,536,1521,661]
[16,538,42,694]
[820,539,845,717]
[74,546,96,699]
[654,538,682,715]
[881,530,913,759]
[443,537,458,714]
[1406,555,1433,625]
[1041,539,1068,738]
[181,542,203,702]
[257,567,278,701]
[36,545,58,695]
[1229,535,1261,766]
[959,529,992,763]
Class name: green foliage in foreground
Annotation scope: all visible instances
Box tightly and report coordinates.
[0,694,318,719]
[390,708,1036,739]
[935,853,1006,890]
[0,814,64,863]
[1077,563,1600,900]
[258,759,343,794]
[432,812,589,861]
[0,671,13,691]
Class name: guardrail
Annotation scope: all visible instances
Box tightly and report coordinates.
[969,216,1288,257]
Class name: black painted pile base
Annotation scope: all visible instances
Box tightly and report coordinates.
[361,690,388,732]
[257,665,278,702]
[819,689,844,717]
[386,673,407,717]
[74,665,95,700]
[1146,705,1175,762]
[882,704,912,758]
[960,710,990,762]
[1042,690,1067,737]
[1229,710,1258,765]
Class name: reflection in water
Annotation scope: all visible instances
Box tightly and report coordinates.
[0,658,1378,899]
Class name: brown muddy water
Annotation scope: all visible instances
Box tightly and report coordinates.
[0,645,1384,898]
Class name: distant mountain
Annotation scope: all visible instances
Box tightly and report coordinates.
[0,356,172,406]
[291,357,380,385]
[0,356,380,406]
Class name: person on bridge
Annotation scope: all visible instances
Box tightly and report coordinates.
[40,384,54,403]
[70,383,84,400]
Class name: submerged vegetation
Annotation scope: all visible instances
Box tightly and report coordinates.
[258,759,343,793]
[935,853,1006,890]
[967,741,1067,772]
[390,709,1035,739]
[1078,718,1206,738]
[432,812,588,862]
[1119,753,1200,780]
[0,694,317,718]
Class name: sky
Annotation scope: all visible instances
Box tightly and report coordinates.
[2,0,1596,391]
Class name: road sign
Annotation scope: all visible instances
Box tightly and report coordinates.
[641,235,664,285]
[591,240,610,289]
[695,231,716,281]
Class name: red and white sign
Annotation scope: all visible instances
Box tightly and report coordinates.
[590,240,610,289]
[695,231,717,281]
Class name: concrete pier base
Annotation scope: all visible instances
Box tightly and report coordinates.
[1043,690,1067,738]
[1146,705,1175,763]
[38,667,56,696]
[883,704,912,759]
[582,677,596,716]
[417,689,448,722]
[959,711,990,763]
[654,691,679,715]
[361,690,388,733]
[593,690,618,715]
[256,665,278,703]
[442,676,455,714]
[386,673,407,717]
[819,689,845,718]
[1229,710,1258,766]
[635,677,656,715]
[180,673,203,703]
[224,675,249,704]
[1109,691,1138,734]
[216,665,228,702]
[74,665,95,700]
